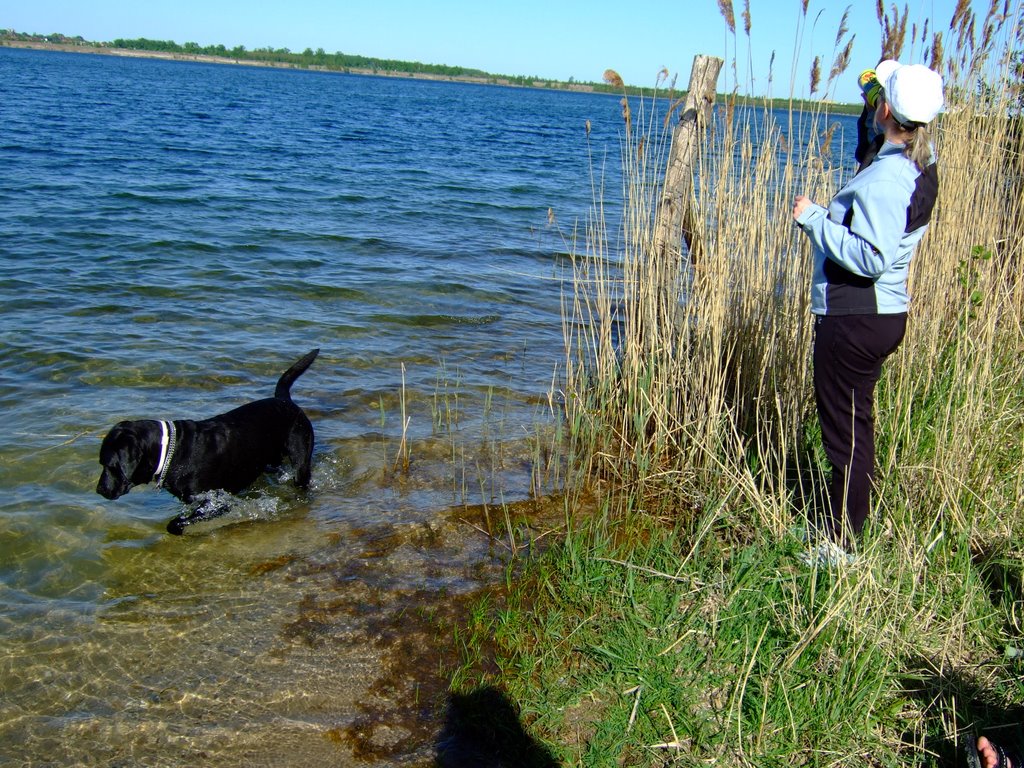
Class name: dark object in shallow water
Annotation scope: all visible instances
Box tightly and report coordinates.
[96,349,319,534]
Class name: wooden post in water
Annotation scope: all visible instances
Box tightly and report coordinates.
[653,54,723,268]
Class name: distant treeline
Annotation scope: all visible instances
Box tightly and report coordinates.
[113,36,509,80]
[0,29,627,93]
[1,29,863,112]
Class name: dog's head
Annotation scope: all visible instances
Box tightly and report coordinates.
[96,421,159,500]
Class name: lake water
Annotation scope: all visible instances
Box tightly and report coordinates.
[0,45,629,766]
[0,46,859,765]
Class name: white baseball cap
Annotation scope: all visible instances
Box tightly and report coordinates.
[875,60,944,125]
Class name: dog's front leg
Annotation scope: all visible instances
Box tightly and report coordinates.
[166,499,233,535]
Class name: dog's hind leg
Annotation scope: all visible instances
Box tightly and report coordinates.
[287,429,314,489]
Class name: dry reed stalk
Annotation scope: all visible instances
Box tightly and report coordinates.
[884,63,1024,531]
[718,0,736,34]
[395,362,411,473]
[878,4,907,61]
[829,38,854,85]
[603,69,624,89]
[930,31,945,70]
[873,7,1023,540]
[565,86,825,523]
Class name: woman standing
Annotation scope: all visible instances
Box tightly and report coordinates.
[792,60,944,563]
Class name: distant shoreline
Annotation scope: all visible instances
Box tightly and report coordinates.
[1,38,863,113]
[0,39,604,93]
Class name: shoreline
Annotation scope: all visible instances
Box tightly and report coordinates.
[0,39,603,93]
[1,39,863,111]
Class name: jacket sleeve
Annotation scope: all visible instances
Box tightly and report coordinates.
[795,180,908,278]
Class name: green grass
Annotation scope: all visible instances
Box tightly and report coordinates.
[456,493,1024,766]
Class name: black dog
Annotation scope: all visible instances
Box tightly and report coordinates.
[97,349,319,534]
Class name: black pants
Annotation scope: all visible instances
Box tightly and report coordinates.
[813,313,907,542]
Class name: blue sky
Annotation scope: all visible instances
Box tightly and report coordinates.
[3,0,1001,102]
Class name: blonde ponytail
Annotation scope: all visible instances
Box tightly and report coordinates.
[904,125,934,172]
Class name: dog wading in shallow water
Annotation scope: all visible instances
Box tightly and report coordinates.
[96,348,319,534]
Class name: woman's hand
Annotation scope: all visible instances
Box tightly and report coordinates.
[793,195,813,221]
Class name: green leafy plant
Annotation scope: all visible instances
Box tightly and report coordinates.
[957,244,994,314]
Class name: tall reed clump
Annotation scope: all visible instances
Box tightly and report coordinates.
[564,80,822,536]
[562,2,1024,545]
[877,7,1024,545]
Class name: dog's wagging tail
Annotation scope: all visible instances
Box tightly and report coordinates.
[96,349,319,535]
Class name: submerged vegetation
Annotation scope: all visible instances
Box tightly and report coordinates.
[455,1,1024,765]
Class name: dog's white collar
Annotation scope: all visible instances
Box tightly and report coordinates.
[153,420,178,487]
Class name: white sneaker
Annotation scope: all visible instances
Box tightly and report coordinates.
[798,539,857,568]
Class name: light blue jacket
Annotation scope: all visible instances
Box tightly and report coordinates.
[796,140,938,315]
